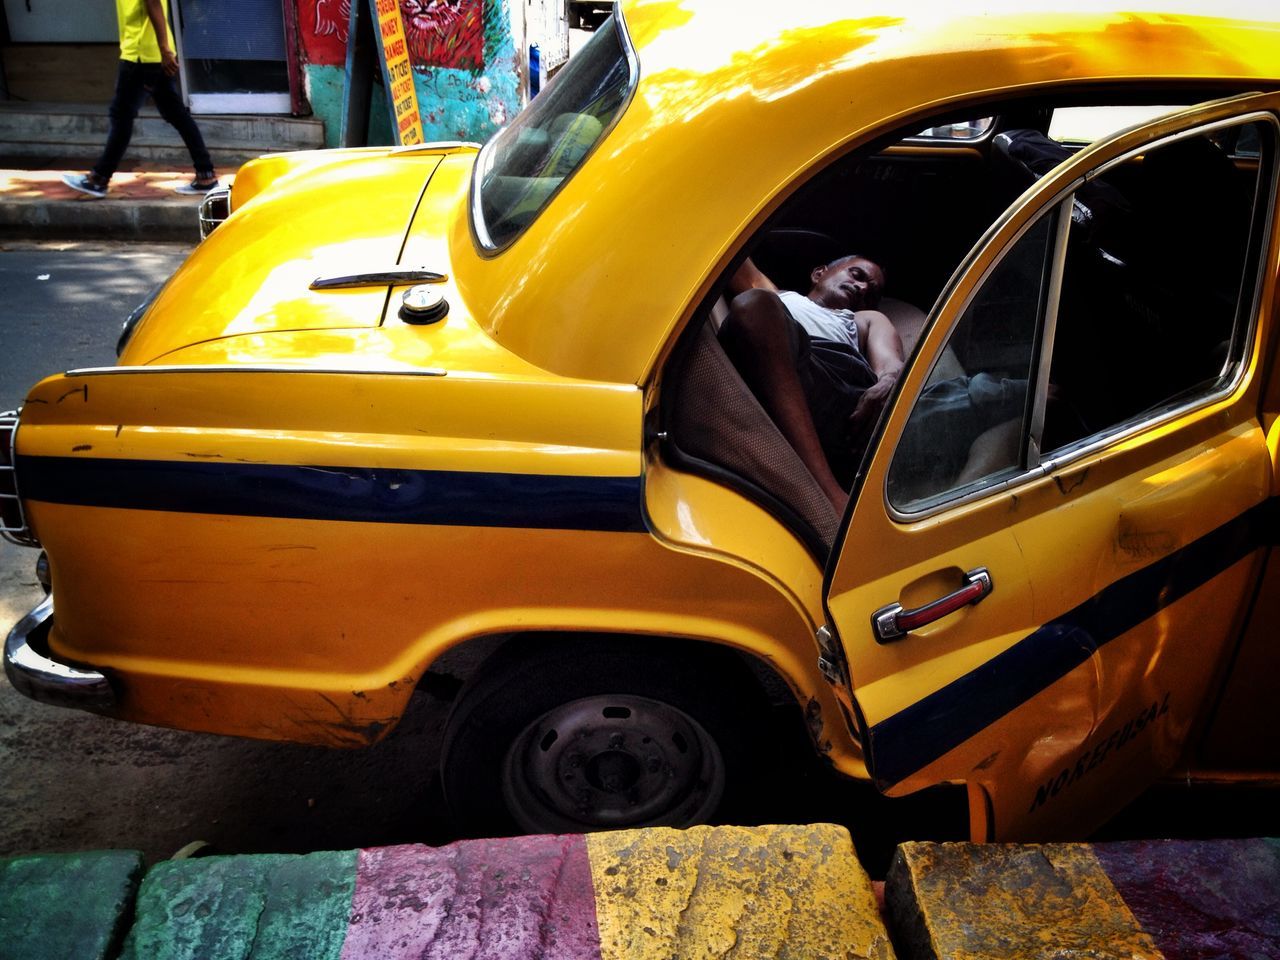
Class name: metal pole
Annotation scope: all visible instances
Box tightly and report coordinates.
[340,0,373,146]
[280,0,305,116]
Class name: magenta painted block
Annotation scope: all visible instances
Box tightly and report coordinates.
[341,835,601,960]
[1095,838,1280,960]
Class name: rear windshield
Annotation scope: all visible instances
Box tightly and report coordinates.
[471,13,636,252]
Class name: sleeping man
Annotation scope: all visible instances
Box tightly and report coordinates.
[719,254,904,513]
[721,253,1036,513]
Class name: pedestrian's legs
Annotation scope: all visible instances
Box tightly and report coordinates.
[145,66,215,177]
[91,60,149,182]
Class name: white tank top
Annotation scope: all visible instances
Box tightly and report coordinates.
[779,290,860,352]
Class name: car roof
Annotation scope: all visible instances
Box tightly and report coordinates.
[453,0,1280,385]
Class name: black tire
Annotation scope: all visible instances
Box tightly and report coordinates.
[440,636,768,837]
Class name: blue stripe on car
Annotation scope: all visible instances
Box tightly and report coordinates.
[864,499,1273,788]
[17,455,647,533]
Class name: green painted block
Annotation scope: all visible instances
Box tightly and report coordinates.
[0,849,144,960]
[119,850,357,960]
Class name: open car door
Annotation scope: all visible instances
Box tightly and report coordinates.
[824,93,1280,840]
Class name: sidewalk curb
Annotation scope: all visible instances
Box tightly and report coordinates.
[6,833,1280,959]
[0,198,199,242]
[2,825,888,960]
[121,825,887,960]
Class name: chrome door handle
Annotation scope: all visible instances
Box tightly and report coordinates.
[872,567,993,643]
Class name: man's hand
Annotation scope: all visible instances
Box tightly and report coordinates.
[142,0,178,75]
[848,371,899,449]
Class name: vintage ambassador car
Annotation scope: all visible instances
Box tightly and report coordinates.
[4,1,1280,842]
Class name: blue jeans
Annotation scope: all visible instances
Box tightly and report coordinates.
[93,59,213,181]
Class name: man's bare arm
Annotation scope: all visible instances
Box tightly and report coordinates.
[847,310,905,446]
[143,0,179,76]
[728,257,779,297]
[856,309,904,380]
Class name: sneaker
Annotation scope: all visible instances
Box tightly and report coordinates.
[175,175,220,195]
[62,173,109,198]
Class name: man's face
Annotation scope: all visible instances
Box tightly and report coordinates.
[809,256,885,311]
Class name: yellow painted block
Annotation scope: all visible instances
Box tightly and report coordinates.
[885,842,1162,960]
[586,823,894,960]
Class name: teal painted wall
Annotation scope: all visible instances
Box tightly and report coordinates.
[303,64,392,148]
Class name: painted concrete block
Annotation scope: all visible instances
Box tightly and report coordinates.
[120,824,890,959]
[339,834,600,959]
[119,850,358,960]
[0,849,144,960]
[885,838,1280,960]
[586,823,894,960]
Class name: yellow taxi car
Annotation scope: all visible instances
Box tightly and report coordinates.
[4,0,1279,842]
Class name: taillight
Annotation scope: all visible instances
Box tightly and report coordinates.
[0,410,38,547]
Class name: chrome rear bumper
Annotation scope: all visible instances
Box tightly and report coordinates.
[4,595,116,710]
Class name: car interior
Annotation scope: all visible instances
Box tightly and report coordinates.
[660,91,1275,559]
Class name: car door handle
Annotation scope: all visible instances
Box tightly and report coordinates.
[872,567,993,643]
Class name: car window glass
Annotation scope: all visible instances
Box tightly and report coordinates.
[472,14,634,251]
[889,116,1273,516]
[1045,119,1273,453]
[886,210,1057,511]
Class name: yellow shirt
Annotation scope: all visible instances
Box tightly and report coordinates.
[116,0,176,63]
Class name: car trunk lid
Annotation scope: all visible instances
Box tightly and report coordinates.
[120,153,445,364]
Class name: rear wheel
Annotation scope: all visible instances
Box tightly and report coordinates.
[440,637,767,836]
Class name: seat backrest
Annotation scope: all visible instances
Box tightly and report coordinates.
[880,296,965,382]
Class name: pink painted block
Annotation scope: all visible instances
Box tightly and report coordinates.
[341,835,601,960]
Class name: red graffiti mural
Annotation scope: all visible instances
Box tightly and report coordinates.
[304,0,351,65]
[402,0,485,71]
[300,0,485,71]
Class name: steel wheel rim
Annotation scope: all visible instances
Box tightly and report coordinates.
[501,694,725,833]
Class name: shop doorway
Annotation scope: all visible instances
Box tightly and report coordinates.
[172,0,290,113]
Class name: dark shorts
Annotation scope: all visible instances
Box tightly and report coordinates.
[784,315,878,484]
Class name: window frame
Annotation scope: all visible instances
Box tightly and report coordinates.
[885,110,1279,523]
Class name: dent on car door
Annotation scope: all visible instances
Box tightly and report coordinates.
[824,93,1280,841]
